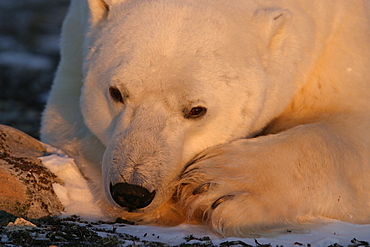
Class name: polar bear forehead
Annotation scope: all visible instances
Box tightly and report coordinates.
[89,0,257,60]
[85,0,259,92]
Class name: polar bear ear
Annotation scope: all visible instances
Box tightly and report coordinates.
[87,0,113,25]
[253,8,292,64]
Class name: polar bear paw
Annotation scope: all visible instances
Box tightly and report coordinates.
[178,141,300,237]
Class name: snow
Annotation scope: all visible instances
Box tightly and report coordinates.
[40,154,106,220]
[100,221,370,246]
[39,152,370,246]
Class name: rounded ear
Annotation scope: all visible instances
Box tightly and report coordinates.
[254,8,292,48]
[253,8,292,67]
[87,0,111,25]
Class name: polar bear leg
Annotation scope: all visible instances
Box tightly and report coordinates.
[41,0,104,192]
[180,113,370,236]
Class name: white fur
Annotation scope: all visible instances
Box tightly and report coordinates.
[41,0,370,237]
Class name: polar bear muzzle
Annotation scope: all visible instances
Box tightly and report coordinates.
[110,182,156,211]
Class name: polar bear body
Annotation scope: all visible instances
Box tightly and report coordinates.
[42,0,370,236]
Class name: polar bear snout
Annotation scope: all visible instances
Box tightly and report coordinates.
[110,182,156,211]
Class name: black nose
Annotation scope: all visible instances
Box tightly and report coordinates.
[110,183,156,211]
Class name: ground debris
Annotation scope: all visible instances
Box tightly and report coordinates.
[349,238,370,247]
[6,218,37,231]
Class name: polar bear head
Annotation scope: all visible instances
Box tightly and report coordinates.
[80,0,295,213]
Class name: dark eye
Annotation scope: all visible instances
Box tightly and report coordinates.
[184,106,207,119]
[109,86,124,103]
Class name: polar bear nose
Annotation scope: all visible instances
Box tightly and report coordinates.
[109,183,156,211]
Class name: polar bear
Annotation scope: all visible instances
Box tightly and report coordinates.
[41,0,370,237]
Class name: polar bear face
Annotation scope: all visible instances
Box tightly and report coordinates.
[80,0,292,212]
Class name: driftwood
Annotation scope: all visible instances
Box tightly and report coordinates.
[0,124,63,219]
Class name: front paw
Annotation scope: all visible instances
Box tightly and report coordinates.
[178,143,302,237]
[177,151,248,234]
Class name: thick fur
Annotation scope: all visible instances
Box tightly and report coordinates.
[41,0,370,237]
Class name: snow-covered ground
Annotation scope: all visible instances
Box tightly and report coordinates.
[38,151,370,247]
[94,222,370,246]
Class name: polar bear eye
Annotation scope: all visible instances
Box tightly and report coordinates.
[184,106,207,119]
[109,86,124,103]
